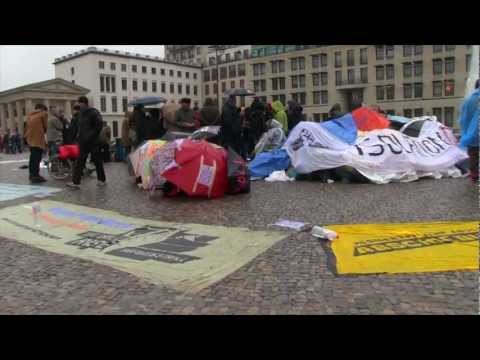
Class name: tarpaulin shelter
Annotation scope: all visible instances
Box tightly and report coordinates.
[248,149,291,178]
[320,114,358,144]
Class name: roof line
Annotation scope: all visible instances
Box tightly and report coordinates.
[0,78,90,97]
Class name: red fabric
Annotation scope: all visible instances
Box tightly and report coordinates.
[58,144,79,160]
[352,107,391,131]
[162,139,228,198]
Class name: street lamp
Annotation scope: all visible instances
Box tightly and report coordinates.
[209,45,227,107]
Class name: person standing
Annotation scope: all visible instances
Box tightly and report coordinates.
[172,98,196,133]
[67,96,106,189]
[2,130,9,153]
[221,95,242,156]
[459,79,480,183]
[287,100,305,131]
[271,100,288,133]
[68,105,81,144]
[163,99,180,133]
[248,97,267,152]
[199,97,221,127]
[25,104,48,183]
[47,107,64,157]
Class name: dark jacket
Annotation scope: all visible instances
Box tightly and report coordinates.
[173,108,196,133]
[287,101,305,131]
[78,107,103,147]
[68,112,80,144]
[200,104,221,126]
[221,101,241,145]
[247,99,267,140]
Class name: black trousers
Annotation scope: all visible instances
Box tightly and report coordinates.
[72,145,106,185]
[29,146,43,179]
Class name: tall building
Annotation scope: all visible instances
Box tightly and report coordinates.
[166,45,252,67]
[54,47,202,138]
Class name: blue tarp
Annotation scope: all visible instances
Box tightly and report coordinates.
[459,89,480,148]
[388,115,410,124]
[319,114,358,144]
[248,149,291,178]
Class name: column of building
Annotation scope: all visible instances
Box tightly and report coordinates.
[0,103,6,132]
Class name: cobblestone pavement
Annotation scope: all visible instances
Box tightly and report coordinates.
[0,153,478,314]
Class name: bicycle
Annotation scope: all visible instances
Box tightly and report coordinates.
[47,144,79,180]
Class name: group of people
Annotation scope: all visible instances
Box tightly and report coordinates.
[24,96,109,188]
[120,96,307,161]
[0,128,23,154]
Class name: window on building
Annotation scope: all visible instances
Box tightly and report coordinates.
[112,120,118,138]
[169,69,174,76]
[243,49,249,58]
[100,96,106,112]
[321,90,328,104]
[229,65,236,78]
[299,75,306,88]
[292,75,298,88]
[132,65,137,73]
[220,66,227,79]
[229,81,234,89]
[272,61,278,73]
[100,75,105,92]
[433,58,443,75]
[376,86,384,100]
[213,83,218,94]
[121,78,127,91]
[360,48,368,65]
[433,45,443,53]
[111,97,117,113]
[205,84,210,96]
[186,71,189,79]
[444,107,454,127]
[193,85,198,96]
[121,64,127,72]
[161,82,166,93]
[110,62,116,71]
[178,83,182,94]
[225,53,231,62]
[432,107,442,122]
[279,77,286,89]
[203,70,210,82]
[466,54,472,72]
[386,45,394,59]
[193,73,197,80]
[299,57,305,70]
[99,61,105,69]
[299,92,306,105]
[433,81,442,97]
[152,81,157,93]
[386,64,394,80]
[414,82,423,98]
[132,79,138,91]
[414,45,423,56]
[335,51,342,67]
[139,66,145,74]
[320,53,327,67]
[445,45,456,52]
[312,73,320,87]
[386,85,395,100]
[261,80,266,92]
[141,80,147,92]
[414,61,423,76]
[291,58,298,71]
[347,69,355,84]
[403,45,412,57]
[170,83,174,93]
[272,78,279,91]
[177,71,181,78]
[376,65,385,80]
[152,67,156,75]
[347,50,355,66]
[239,79,245,88]
[335,71,342,85]
[219,82,225,93]
[70,67,75,75]
[238,63,246,76]
[122,97,128,113]
[186,84,190,95]
[360,67,368,83]
[404,83,412,98]
[445,57,455,74]
[211,68,218,81]
[444,80,455,96]
[376,46,384,60]
[312,55,320,68]
[161,68,165,76]
[320,72,328,86]
[403,62,412,78]
[404,109,413,118]
[313,91,320,105]
[414,108,424,117]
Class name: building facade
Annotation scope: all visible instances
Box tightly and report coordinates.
[202,45,474,128]
[166,45,252,67]
[54,47,202,138]
[0,78,89,135]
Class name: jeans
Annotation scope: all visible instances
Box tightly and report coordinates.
[72,145,106,185]
[29,146,43,179]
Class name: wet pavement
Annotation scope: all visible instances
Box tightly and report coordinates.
[0,153,478,314]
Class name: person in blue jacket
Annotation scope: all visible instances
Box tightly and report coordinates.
[459,79,479,183]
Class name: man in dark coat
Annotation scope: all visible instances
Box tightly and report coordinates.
[287,100,305,131]
[67,96,106,189]
[221,95,242,156]
[200,97,220,126]
[245,97,266,158]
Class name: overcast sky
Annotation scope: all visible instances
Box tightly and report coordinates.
[0,45,165,91]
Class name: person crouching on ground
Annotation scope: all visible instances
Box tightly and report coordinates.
[67,96,106,189]
[25,104,48,183]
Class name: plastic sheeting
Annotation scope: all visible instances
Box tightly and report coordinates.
[248,149,291,178]
[319,114,358,145]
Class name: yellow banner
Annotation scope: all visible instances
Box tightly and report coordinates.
[0,201,286,292]
[330,221,479,274]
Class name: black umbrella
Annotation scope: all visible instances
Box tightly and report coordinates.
[223,88,256,97]
[190,126,221,140]
[128,96,167,107]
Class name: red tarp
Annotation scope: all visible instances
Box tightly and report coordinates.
[352,107,391,132]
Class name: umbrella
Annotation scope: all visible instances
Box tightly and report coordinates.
[129,140,167,189]
[161,131,192,141]
[161,140,228,198]
[351,107,391,132]
[128,96,167,107]
[223,88,256,97]
[190,126,221,141]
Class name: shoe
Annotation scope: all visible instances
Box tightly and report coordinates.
[37,176,47,183]
[66,182,80,190]
[30,177,44,184]
[97,181,107,187]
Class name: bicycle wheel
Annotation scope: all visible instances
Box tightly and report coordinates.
[48,156,71,180]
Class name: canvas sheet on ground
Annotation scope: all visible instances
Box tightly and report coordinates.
[0,200,287,292]
[0,183,63,202]
[329,221,479,275]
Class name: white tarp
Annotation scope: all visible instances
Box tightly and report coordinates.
[283,121,468,184]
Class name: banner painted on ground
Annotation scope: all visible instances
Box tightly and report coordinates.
[0,183,63,202]
[283,121,468,183]
[329,221,479,275]
[0,200,286,292]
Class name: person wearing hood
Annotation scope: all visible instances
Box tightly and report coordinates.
[200,97,220,126]
[254,118,286,155]
[458,79,480,183]
[287,100,305,131]
[47,107,65,157]
[328,103,344,119]
[271,100,288,133]
[221,95,242,156]
[25,104,48,183]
